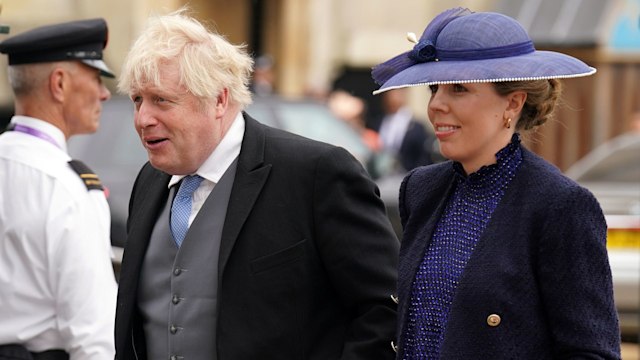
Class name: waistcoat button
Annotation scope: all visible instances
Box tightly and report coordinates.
[170,324,178,334]
[172,294,180,304]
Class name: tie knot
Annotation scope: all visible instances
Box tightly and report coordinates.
[176,175,204,199]
[171,175,204,247]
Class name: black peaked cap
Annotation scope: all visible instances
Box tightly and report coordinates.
[0,18,114,78]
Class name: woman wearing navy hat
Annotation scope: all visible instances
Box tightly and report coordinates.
[373,8,620,359]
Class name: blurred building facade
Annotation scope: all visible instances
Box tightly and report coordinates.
[0,0,638,170]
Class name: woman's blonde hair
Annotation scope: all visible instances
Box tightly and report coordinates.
[493,79,562,131]
[118,8,254,109]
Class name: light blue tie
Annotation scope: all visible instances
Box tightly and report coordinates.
[170,175,204,247]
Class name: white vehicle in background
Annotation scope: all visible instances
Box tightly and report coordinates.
[565,132,640,341]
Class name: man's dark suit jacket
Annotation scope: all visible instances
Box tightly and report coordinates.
[397,120,437,171]
[115,114,400,359]
[375,114,438,172]
[397,147,621,359]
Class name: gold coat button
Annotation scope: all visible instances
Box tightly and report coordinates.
[487,314,501,327]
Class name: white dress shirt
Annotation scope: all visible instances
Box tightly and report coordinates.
[0,116,117,359]
[168,112,245,225]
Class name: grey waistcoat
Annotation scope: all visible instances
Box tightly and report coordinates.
[138,159,237,360]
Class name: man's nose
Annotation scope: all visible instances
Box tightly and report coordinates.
[135,101,157,127]
[100,84,111,101]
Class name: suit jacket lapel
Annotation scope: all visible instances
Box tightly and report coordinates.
[121,167,171,294]
[218,114,271,277]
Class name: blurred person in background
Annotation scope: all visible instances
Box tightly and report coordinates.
[377,88,438,171]
[373,7,620,359]
[0,19,117,360]
[629,111,640,133]
[328,89,382,152]
[114,9,399,360]
[249,54,275,97]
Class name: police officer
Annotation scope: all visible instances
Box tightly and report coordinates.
[0,18,116,360]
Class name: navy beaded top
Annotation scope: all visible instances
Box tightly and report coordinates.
[402,134,523,359]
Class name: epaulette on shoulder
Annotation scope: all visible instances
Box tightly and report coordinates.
[68,159,104,191]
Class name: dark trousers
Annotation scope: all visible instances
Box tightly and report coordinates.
[0,345,68,360]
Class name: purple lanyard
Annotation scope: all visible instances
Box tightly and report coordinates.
[11,124,63,149]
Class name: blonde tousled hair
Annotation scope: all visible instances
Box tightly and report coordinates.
[118,8,254,109]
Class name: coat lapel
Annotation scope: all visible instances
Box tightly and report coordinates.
[121,166,171,291]
[218,114,271,277]
[401,167,455,293]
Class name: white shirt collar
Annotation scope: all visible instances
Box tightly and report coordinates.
[10,115,68,153]
[168,112,245,188]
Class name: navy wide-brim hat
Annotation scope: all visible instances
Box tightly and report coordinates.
[372,8,595,94]
[0,18,115,78]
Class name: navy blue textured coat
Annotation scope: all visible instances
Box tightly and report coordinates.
[397,147,621,359]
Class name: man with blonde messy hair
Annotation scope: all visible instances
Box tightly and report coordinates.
[114,9,399,360]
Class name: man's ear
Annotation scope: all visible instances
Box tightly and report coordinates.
[49,67,66,103]
[215,88,229,117]
[504,90,527,120]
